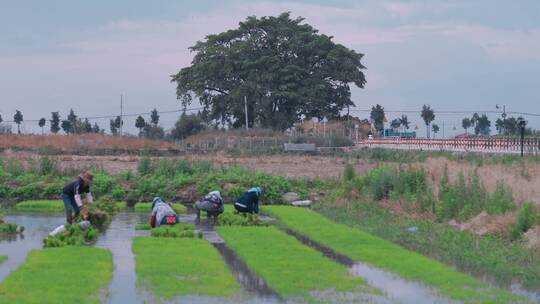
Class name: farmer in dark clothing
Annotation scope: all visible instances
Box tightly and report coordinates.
[195,191,224,223]
[62,171,94,224]
[234,187,262,214]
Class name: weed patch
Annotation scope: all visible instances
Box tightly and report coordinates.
[265,206,527,303]
[217,226,368,298]
[0,246,112,304]
[133,237,239,297]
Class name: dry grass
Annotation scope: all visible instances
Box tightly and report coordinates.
[0,134,175,152]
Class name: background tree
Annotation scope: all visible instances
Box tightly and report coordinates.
[474,114,491,136]
[92,123,101,133]
[61,120,72,134]
[370,104,385,132]
[150,109,159,126]
[170,113,205,140]
[390,118,401,130]
[142,124,165,139]
[400,115,409,130]
[50,112,60,134]
[135,115,146,136]
[420,105,435,138]
[462,118,472,134]
[432,123,440,138]
[172,12,366,130]
[82,118,92,133]
[110,116,122,136]
[38,118,46,134]
[0,114,3,124]
[67,109,78,134]
[13,110,23,134]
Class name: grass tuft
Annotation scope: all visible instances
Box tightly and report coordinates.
[16,200,64,212]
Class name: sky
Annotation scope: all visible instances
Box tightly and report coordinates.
[1,0,539,136]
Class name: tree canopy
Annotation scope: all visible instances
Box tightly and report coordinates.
[172,12,366,130]
[50,112,60,134]
[170,113,205,140]
[13,110,23,134]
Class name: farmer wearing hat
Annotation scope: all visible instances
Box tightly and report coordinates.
[62,171,94,224]
[234,187,262,214]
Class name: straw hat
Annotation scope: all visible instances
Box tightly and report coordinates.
[79,171,94,185]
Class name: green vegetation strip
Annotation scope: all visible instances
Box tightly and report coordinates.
[266,206,526,303]
[16,200,64,212]
[0,247,112,304]
[133,237,239,298]
[217,226,367,298]
[133,202,186,213]
[0,256,6,264]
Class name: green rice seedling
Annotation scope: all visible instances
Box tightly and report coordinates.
[0,256,6,265]
[265,206,528,304]
[133,237,240,297]
[0,222,22,234]
[16,200,64,212]
[218,212,268,226]
[0,247,112,303]
[134,202,187,214]
[43,224,98,248]
[135,224,152,230]
[217,226,369,298]
[150,224,196,238]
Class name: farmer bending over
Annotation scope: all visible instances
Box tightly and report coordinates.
[234,187,262,214]
[62,171,94,224]
[149,197,179,228]
[195,190,224,223]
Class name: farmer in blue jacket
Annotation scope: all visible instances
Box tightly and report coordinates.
[62,171,94,224]
[234,187,262,214]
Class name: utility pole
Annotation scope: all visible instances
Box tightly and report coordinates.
[519,119,527,157]
[244,96,248,131]
[120,94,123,136]
[442,121,445,139]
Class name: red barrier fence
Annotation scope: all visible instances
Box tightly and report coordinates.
[356,137,540,154]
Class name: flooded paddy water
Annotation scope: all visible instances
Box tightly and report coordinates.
[1,207,539,303]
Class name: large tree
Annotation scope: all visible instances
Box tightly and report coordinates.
[400,115,409,130]
[420,105,435,138]
[13,110,23,134]
[172,12,366,130]
[370,104,385,132]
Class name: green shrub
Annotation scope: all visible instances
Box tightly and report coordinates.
[38,156,59,176]
[510,202,536,240]
[343,163,355,181]
[92,173,116,196]
[137,156,152,175]
[486,182,516,215]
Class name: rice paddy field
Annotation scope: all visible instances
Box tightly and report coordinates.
[0,202,537,303]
